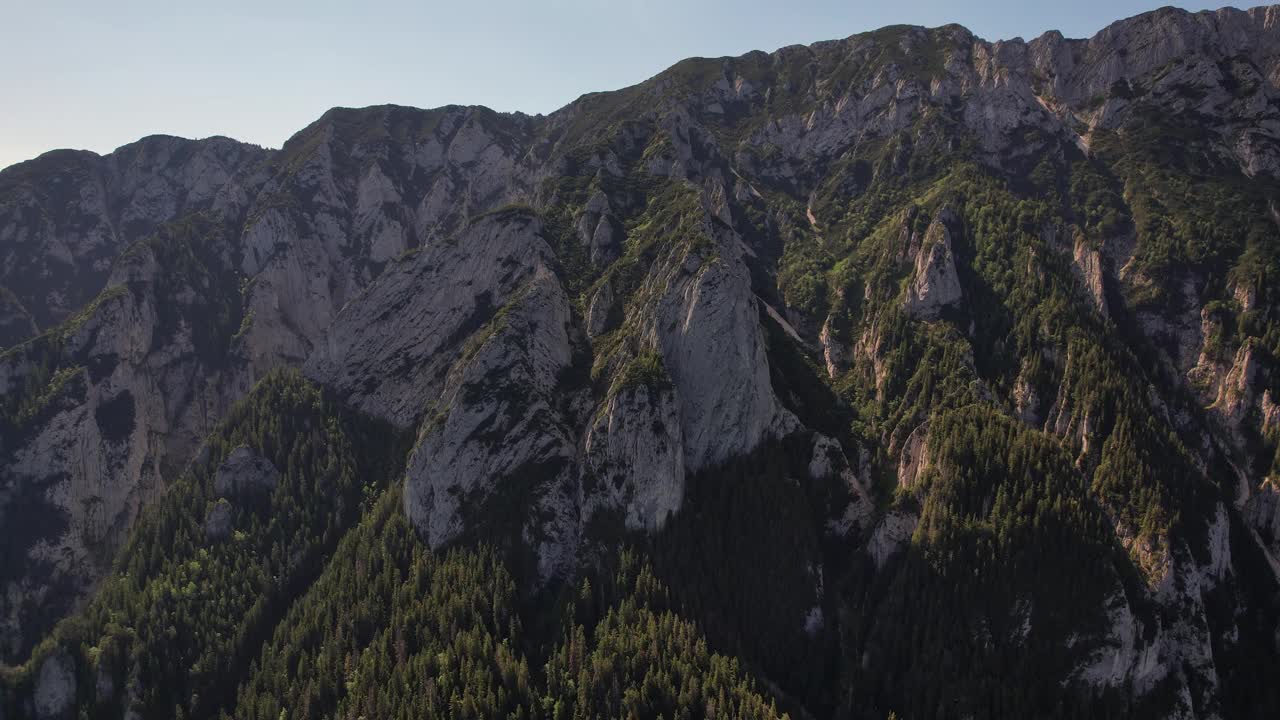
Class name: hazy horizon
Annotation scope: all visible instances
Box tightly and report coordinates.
[1,0,1233,171]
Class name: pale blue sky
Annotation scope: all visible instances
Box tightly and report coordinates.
[0,1,1232,170]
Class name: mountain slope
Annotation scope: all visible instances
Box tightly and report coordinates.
[2,5,1280,719]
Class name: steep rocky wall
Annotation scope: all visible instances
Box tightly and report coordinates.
[1,9,1279,715]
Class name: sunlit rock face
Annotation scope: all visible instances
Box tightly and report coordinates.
[2,9,1280,716]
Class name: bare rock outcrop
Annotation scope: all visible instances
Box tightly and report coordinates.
[403,268,579,579]
[903,209,963,320]
[650,228,797,471]
[818,314,848,379]
[0,288,37,349]
[3,9,1280,710]
[808,433,874,535]
[585,279,616,338]
[577,190,622,267]
[305,210,554,428]
[868,510,920,569]
[1212,342,1263,429]
[1072,235,1109,317]
[1245,478,1280,562]
[0,136,268,343]
[204,498,233,542]
[213,446,279,498]
[33,648,76,720]
[583,382,685,532]
[896,423,932,490]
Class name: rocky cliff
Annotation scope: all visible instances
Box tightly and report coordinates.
[3,5,1280,718]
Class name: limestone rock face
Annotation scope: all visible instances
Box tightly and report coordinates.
[0,136,268,343]
[1072,584,1162,692]
[204,498,233,542]
[1213,343,1263,429]
[1030,6,1280,106]
[583,383,685,532]
[896,424,932,490]
[0,215,262,661]
[1245,479,1280,562]
[213,447,280,498]
[868,510,919,569]
[1072,236,1109,317]
[33,649,75,720]
[305,210,554,428]
[650,230,796,471]
[818,315,847,379]
[904,210,962,320]
[808,433,874,535]
[585,279,615,338]
[0,288,37,349]
[402,268,579,578]
[1187,327,1272,458]
[577,190,621,267]
[1013,365,1043,427]
[3,6,1280,711]
[0,259,187,660]
[318,201,803,580]
[235,105,538,380]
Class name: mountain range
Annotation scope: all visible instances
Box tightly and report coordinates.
[3,4,1280,718]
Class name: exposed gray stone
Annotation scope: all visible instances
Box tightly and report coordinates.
[586,279,615,338]
[868,510,919,569]
[213,446,279,499]
[403,268,579,579]
[2,9,1280,708]
[904,209,962,320]
[204,499,233,542]
[33,649,75,720]
[305,211,554,428]
[583,383,685,532]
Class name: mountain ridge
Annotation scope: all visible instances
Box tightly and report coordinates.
[7,3,1278,177]
[2,4,1280,718]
